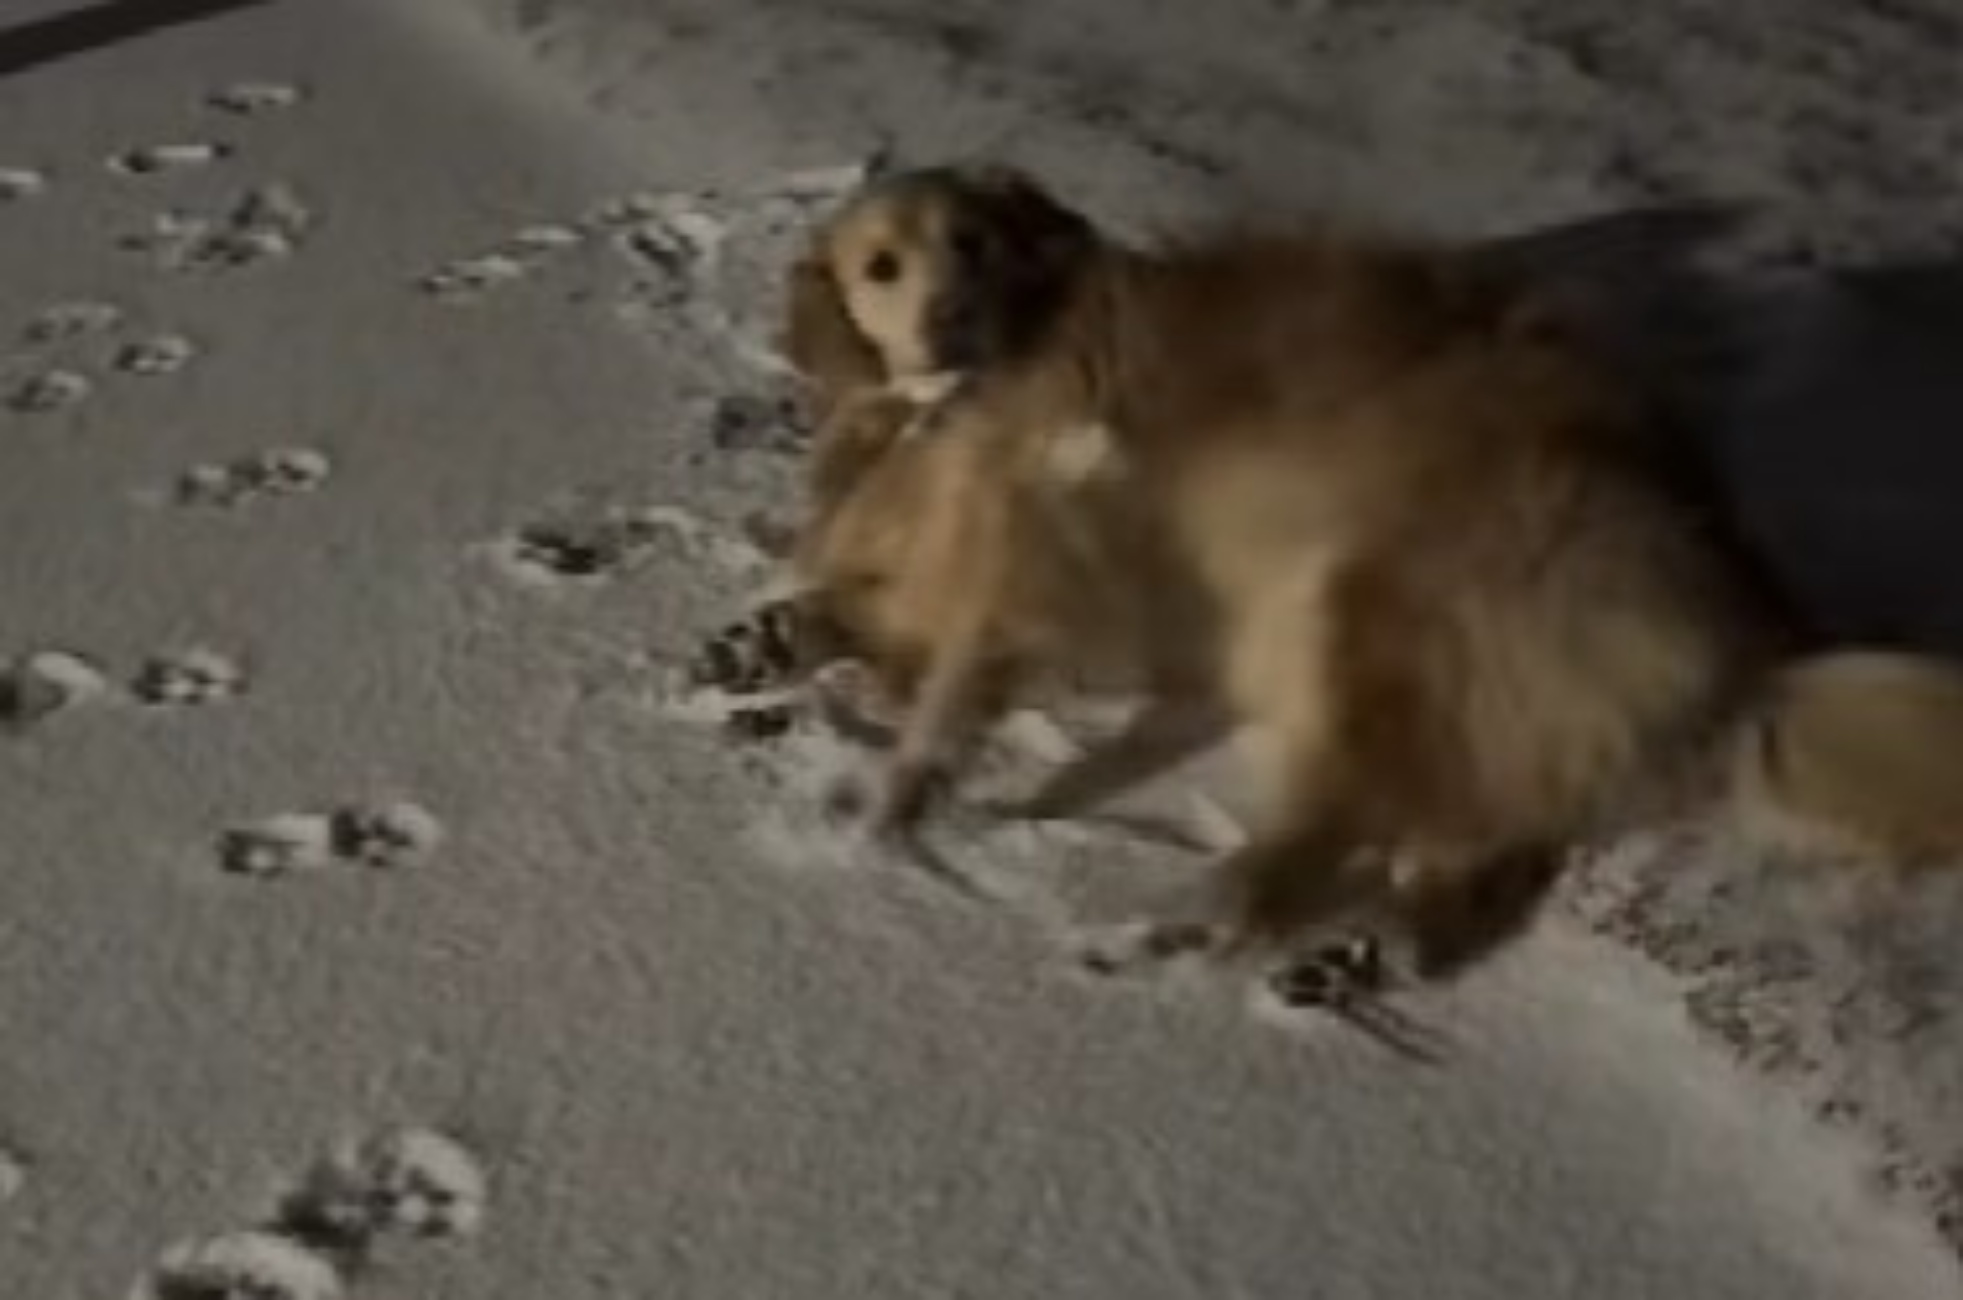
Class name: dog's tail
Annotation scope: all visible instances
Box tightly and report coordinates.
[1724,650,1963,866]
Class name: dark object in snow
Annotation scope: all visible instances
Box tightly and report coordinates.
[707,391,810,453]
[689,598,806,694]
[1271,935,1386,1008]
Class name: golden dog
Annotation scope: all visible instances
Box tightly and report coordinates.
[776,165,1963,978]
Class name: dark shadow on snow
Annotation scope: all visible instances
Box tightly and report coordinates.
[0,0,271,79]
[1489,206,1963,662]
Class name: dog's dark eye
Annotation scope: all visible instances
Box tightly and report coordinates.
[863,250,901,284]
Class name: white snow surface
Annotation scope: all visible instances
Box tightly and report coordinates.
[0,0,1959,1296]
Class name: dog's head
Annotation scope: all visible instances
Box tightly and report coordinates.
[800,165,1099,380]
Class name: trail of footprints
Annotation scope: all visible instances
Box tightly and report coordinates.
[171,446,332,509]
[9,114,1397,1286]
[2,646,245,729]
[220,800,444,880]
[0,78,475,1297]
[133,1126,486,1300]
[4,79,311,418]
[4,319,202,415]
[119,182,315,276]
[1,643,448,882]
[0,76,487,1300]
[424,160,1410,1032]
[415,162,867,395]
[2,80,429,881]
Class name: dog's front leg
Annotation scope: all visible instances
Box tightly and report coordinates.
[869,608,1000,838]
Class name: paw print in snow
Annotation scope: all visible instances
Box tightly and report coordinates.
[1268,935,1388,1009]
[174,447,330,507]
[707,391,809,454]
[133,648,246,707]
[417,253,527,303]
[688,599,809,694]
[21,300,124,345]
[7,369,90,414]
[503,514,665,581]
[116,334,199,377]
[218,813,336,879]
[218,801,441,879]
[281,1128,487,1252]
[123,185,313,274]
[131,1228,343,1300]
[1,649,109,729]
[328,802,443,871]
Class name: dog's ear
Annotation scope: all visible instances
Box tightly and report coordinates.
[782,240,883,411]
[923,166,1096,369]
[967,166,1097,285]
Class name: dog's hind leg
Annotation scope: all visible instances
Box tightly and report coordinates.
[1382,840,1569,982]
[1215,809,1387,957]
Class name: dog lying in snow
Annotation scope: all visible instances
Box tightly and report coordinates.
[708,164,1963,989]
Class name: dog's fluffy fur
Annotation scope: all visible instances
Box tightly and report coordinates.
[780,166,1963,975]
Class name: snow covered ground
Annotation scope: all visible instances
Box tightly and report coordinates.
[1,0,1959,1295]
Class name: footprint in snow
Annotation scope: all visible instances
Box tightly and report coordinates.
[328,802,446,871]
[489,500,768,588]
[417,195,737,309]
[276,1127,488,1254]
[503,518,658,580]
[206,81,306,116]
[416,224,585,304]
[6,369,91,414]
[219,801,442,880]
[129,1126,484,1300]
[108,142,233,177]
[489,508,673,584]
[216,812,336,879]
[679,597,818,742]
[116,333,199,377]
[416,252,528,303]
[0,167,47,204]
[613,207,724,278]
[704,390,810,454]
[132,648,246,707]
[121,184,313,274]
[171,447,331,508]
[131,1228,344,1300]
[20,299,124,346]
[1,649,110,731]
